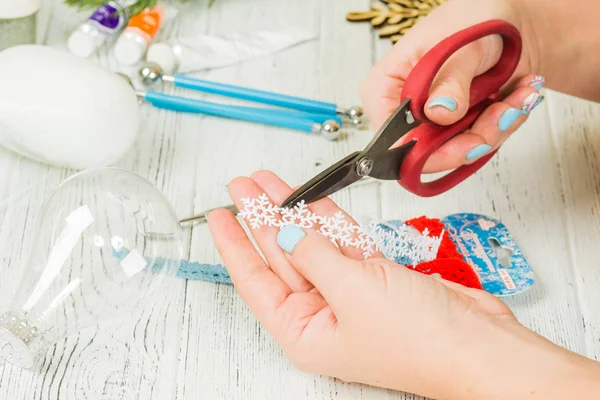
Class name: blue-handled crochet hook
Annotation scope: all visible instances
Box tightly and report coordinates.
[138,64,363,125]
[138,90,342,140]
[219,104,342,125]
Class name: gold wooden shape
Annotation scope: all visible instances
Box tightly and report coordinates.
[346,0,446,42]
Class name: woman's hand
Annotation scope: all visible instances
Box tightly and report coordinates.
[208,170,600,400]
[360,0,544,173]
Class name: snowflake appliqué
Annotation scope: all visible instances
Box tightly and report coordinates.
[237,194,442,262]
[317,211,358,247]
[278,201,319,229]
[365,222,443,265]
[353,231,379,258]
[238,194,280,229]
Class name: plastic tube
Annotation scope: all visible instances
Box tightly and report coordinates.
[114,5,167,65]
[67,1,134,58]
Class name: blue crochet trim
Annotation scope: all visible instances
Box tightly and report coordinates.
[175,259,232,283]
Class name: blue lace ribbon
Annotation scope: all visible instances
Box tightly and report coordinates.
[175,259,232,283]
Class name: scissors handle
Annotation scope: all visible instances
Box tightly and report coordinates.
[401,19,521,120]
[398,99,495,196]
[397,20,522,196]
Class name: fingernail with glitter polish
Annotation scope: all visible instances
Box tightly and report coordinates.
[428,96,457,111]
[521,93,544,114]
[530,75,545,91]
[498,108,521,132]
[466,144,492,160]
[277,224,306,254]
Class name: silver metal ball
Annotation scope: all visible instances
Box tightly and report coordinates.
[347,106,363,119]
[138,63,164,86]
[321,120,341,141]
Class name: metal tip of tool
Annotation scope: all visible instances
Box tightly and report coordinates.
[179,204,239,225]
[138,63,164,86]
[279,198,294,209]
[347,106,363,119]
[179,214,207,224]
[337,106,363,118]
[321,120,341,141]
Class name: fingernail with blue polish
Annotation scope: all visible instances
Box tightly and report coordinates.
[530,75,545,91]
[428,96,457,111]
[498,108,521,132]
[466,144,492,160]
[277,224,306,254]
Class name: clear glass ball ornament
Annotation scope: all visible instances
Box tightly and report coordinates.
[0,167,182,369]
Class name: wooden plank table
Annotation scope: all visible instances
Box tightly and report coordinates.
[0,0,599,398]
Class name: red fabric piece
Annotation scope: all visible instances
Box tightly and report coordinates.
[411,259,483,290]
[404,216,483,290]
[405,216,463,261]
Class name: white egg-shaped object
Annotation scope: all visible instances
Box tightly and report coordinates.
[0,45,139,169]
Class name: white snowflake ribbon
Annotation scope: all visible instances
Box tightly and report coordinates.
[363,221,444,266]
[238,194,442,262]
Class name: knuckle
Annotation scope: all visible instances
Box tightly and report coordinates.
[290,238,315,274]
[364,259,397,280]
[474,35,503,73]
[433,73,462,88]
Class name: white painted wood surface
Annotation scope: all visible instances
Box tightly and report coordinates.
[0,0,599,399]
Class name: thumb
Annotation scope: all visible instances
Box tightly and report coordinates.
[276,225,364,306]
[423,33,503,125]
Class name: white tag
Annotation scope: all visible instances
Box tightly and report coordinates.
[120,249,148,278]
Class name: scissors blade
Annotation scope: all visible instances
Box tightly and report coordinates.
[281,100,419,208]
[281,151,362,208]
[362,99,417,155]
[366,140,417,180]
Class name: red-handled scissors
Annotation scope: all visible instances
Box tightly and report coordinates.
[281,19,522,208]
